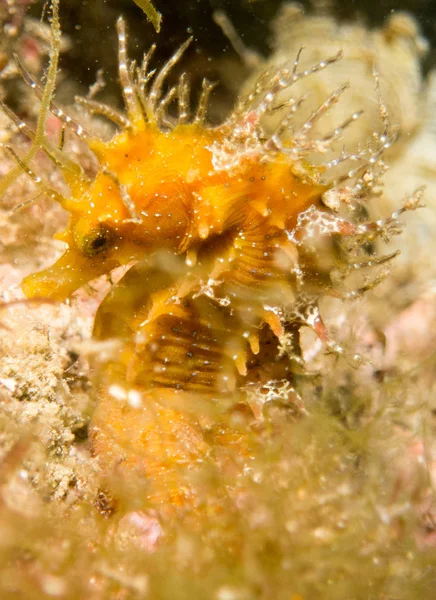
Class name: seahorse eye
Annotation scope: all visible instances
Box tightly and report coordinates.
[82,224,114,257]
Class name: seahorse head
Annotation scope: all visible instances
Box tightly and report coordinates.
[21,121,220,300]
[15,12,405,309]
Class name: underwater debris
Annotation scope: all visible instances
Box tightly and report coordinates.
[0,0,422,511]
[132,0,162,33]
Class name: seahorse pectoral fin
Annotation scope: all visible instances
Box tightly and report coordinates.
[93,261,177,340]
[21,249,119,301]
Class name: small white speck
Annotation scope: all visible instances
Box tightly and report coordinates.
[108,384,127,401]
[128,389,142,408]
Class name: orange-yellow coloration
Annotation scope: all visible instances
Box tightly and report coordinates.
[21,119,324,505]
[22,123,323,303]
[13,15,410,510]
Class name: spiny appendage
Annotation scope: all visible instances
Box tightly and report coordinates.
[77,17,217,132]
[265,65,423,368]
[0,11,213,202]
[279,182,424,368]
[209,48,391,177]
[207,60,421,370]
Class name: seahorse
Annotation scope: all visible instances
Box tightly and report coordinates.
[1,0,419,511]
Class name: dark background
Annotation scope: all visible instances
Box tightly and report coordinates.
[27,0,436,114]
